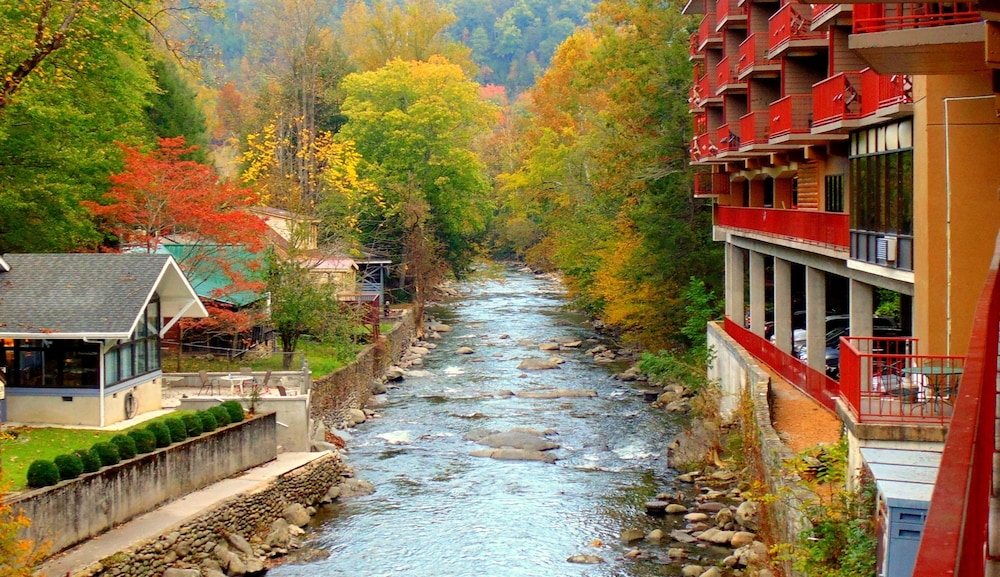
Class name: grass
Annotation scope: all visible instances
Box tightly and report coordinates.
[1,412,192,491]
[163,338,359,376]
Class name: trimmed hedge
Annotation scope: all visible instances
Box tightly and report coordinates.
[220,400,245,423]
[111,434,138,460]
[209,405,231,427]
[128,429,157,454]
[182,413,204,437]
[147,421,172,448]
[198,410,218,432]
[91,442,120,467]
[75,449,102,473]
[27,460,61,488]
[54,454,84,480]
[164,417,187,443]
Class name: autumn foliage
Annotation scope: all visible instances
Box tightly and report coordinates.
[0,492,47,576]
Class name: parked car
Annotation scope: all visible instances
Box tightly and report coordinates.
[818,324,906,379]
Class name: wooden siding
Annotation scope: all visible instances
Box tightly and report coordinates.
[797,160,820,209]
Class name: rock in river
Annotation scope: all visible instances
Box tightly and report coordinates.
[567,554,603,564]
[517,358,562,370]
[514,388,597,399]
[469,449,557,463]
[475,431,560,451]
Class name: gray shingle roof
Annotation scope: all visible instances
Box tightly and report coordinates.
[0,253,173,337]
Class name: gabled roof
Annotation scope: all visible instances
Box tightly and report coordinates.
[0,253,208,339]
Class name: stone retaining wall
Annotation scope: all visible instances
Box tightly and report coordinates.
[310,310,415,429]
[90,452,347,577]
[708,321,811,576]
[9,414,277,556]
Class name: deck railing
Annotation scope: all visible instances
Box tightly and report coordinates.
[724,317,839,412]
[859,68,912,116]
[812,3,851,23]
[692,131,716,161]
[699,14,723,48]
[739,111,769,147]
[717,123,739,152]
[716,0,745,28]
[853,3,980,34]
[840,337,965,425]
[769,94,813,139]
[769,3,825,53]
[813,72,864,127]
[714,205,849,249]
[689,33,702,60]
[716,56,739,93]
[698,73,714,105]
[912,233,1000,577]
[737,34,758,77]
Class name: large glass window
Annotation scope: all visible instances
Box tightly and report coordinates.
[103,297,161,386]
[0,339,100,389]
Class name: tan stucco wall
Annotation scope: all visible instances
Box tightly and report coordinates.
[7,379,163,427]
[912,74,1000,356]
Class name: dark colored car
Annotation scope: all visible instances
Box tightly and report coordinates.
[821,323,905,379]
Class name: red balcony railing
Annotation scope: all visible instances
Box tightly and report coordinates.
[699,14,723,48]
[697,73,714,105]
[812,3,851,23]
[737,33,772,77]
[812,71,864,127]
[913,232,1000,577]
[715,56,740,92]
[724,317,839,412]
[689,33,703,60]
[694,112,708,135]
[717,123,740,152]
[769,94,812,139]
[716,0,746,29]
[769,3,826,53]
[860,68,912,116]
[853,3,980,34]
[693,131,716,161]
[714,205,849,248]
[739,111,769,147]
[840,337,965,425]
[694,172,731,197]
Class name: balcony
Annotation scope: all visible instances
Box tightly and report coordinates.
[694,172,731,197]
[849,4,984,74]
[691,131,720,163]
[716,0,747,32]
[738,110,770,150]
[698,14,724,51]
[859,68,912,119]
[811,72,864,132]
[770,94,826,144]
[696,73,722,108]
[737,33,780,79]
[840,337,964,426]
[811,3,852,29]
[716,123,741,154]
[715,56,746,94]
[714,205,850,249]
[768,3,827,57]
[689,34,703,61]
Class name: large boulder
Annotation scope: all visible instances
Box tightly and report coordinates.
[735,501,760,531]
[347,408,367,426]
[265,518,292,549]
[283,503,311,527]
[517,358,562,370]
[475,431,559,451]
[428,323,453,332]
[514,388,596,399]
[470,448,558,463]
[339,478,376,498]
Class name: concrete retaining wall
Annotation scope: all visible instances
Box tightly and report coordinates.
[8,414,277,556]
[708,321,810,574]
[93,453,347,577]
[310,311,415,429]
[179,396,310,452]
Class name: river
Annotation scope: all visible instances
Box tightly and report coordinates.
[272,269,700,577]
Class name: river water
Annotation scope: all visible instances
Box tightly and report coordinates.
[273,269,697,577]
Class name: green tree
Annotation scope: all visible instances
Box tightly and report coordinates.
[146,57,209,162]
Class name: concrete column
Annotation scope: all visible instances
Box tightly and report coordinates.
[725,243,746,323]
[773,257,792,354]
[749,251,766,336]
[850,280,874,337]
[806,266,827,371]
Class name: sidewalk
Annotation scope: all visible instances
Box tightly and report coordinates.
[37,451,329,577]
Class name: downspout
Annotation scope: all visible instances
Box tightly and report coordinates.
[83,337,107,427]
[943,95,996,355]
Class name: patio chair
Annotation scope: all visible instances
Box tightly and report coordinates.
[259,370,272,395]
[197,370,216,395]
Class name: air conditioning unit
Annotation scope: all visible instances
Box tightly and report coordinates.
[876,236,898,263]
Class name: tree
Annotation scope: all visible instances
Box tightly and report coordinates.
[146,57,210,162]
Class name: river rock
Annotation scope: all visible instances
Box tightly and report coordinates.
[699,568,722,577]
[201,567,227,577]
[476,431,559,451]
[463,428,499,442]
[730,531,756,548]
[455,346,475,354]
[539,342,561,351]
[163,569,200,577]
[410,346,430,356]
[515,388,596,399]
[711,470,736,482]
[227,533,255,558]
[469,448,557,463]
[347,408,367,426]
[339,478,376,498]
[213,544,244,574]
[567,554,604,564]
[561,340,583,348]
[708,530,734,545]
[265,518,291,549]
[283,504,311,527]
[714,508,734,527]
[406,369,433,378]
[646,500,671,515]
[517,358,562,370]
[667,548,688,559]
[681,565,704,577]
[666,504,689,514]
[698,501,726,513]
[677,471,700,483]
[670,530,698,544]
[735,501,760,531]
[737,540,770,566]
[647,529,665,541]
[428,323,452,332]
[667,420,721,470]
[684,512,709,523]
[620,528,645,542]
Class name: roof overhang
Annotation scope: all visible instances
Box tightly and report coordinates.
[850,22,987,75]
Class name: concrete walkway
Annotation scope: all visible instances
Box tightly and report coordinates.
[38,451,329,577]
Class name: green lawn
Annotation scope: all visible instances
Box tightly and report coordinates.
[163,339,358,376]
[1,412,192,491]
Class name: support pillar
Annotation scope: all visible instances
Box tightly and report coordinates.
[850,280,874,337]
[806,266,827,372]
[773,257,792,354]
[749,251,766,336]
[725,243,746,324]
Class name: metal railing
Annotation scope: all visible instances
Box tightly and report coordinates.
[715,205,850,249]
[716,0,746,29]
[859,68,913,116]
[913,233,1000,576]
[769,94,813,139]
[717,124,739,153]
[812,72,864,127]
[739,110,769,147]
[853,3,980,34]
[768,3,826,54]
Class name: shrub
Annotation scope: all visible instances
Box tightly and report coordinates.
[128,429,157,454]
[110,434,138,460]
[198,410,218,432]
[220,400,245,423]
[164,417,187,443]
[182,413,204,437]
[209,405,231,427]
[53,454,84,480]
[75,449,102,473]
[146,421,172,448]
[91,442,120,467]
[26,460,61,488]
